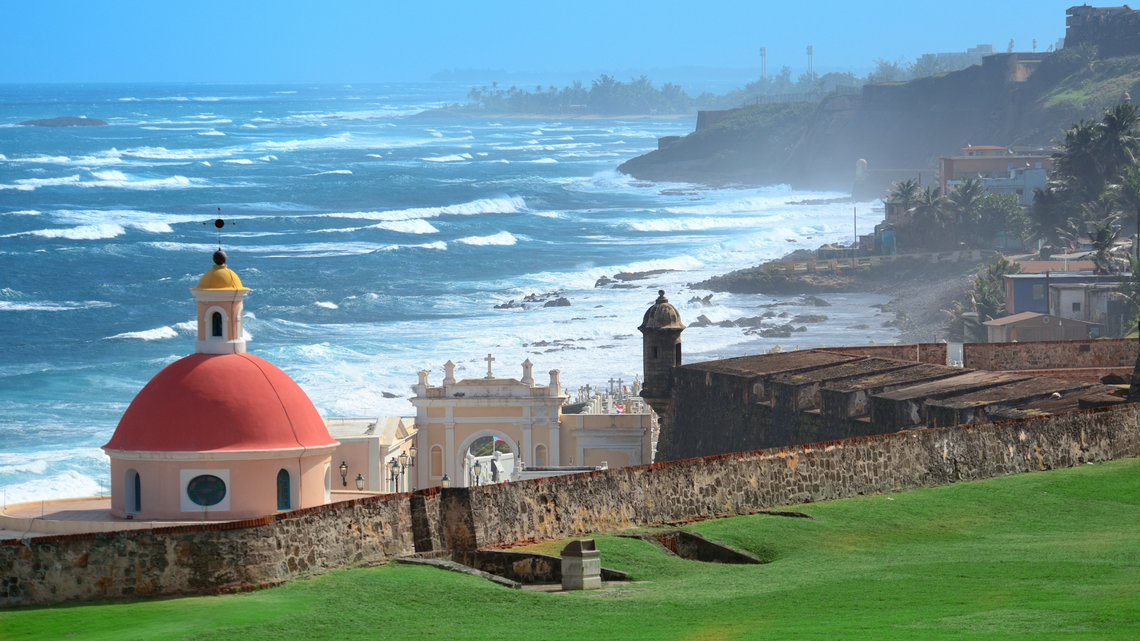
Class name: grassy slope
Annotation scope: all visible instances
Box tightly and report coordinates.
[4,459,1139,641]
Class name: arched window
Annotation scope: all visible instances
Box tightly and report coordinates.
[126,469,141,513]
[430,445,443,478]
[323,465,331,503]
[211,311,224,337]
[534,444,548,467]
[277,469,290,510]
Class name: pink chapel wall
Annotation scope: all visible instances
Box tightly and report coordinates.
[108,452,331,521]
[4,403,1139,606]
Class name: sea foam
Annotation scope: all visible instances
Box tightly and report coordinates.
[455,231,520,246]
[106,326,179,341]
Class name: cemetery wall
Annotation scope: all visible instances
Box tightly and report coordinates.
[3,404,1139,606]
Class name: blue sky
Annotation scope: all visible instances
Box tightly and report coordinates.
[1,0,1081,84]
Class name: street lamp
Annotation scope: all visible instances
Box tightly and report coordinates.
[339,461,348,487]
[441,473,450,488]
[472,459,482,486]
[355,473,365,491]
[409,444,417,467]
[388,457,400,492]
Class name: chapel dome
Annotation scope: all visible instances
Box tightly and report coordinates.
[194,264,247,291]
[104,353,337,453]
[638,290,686,331]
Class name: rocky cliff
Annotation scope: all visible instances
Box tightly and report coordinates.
[620,51,1140,193]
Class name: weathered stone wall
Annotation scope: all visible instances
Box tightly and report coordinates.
[822,343,947,365]
[963,338,1138,371]
[1065,6,1140,59]
[4,405,1139,607]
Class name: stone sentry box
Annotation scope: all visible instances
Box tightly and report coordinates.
[561,539,601,590]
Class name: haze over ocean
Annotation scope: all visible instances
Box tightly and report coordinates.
[0,83,898,503]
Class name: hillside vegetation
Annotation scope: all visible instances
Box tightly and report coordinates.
[4,458,1138,640]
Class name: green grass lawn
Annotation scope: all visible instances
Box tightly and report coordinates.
[4,459,1139,640]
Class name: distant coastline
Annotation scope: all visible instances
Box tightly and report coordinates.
[413,109,694,120]
[18,116,107,127]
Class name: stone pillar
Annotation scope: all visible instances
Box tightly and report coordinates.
[549,369,561,396]
[521,359,535,386]
[561,539,601,590]
[443,360,457,386]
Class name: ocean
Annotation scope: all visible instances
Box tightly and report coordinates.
[0,83,896,504]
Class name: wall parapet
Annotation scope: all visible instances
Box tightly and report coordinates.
[3,404,1138,606]
[963,338,1138,371]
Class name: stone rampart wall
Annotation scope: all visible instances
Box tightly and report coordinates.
[963,338,1138,371]
[1065,8,1140,59]
[4,405,1139,607]
[821,343,947,365]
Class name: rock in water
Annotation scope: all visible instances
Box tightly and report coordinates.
[18,116,108,127]
[800,295,832,307]
[543,297,571,308]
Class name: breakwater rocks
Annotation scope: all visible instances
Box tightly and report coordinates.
[3,402,1139,606]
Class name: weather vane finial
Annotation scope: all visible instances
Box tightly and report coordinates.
[204,207,236,264]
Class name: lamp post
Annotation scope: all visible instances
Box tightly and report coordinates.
[441,473,450,489]
[472,459,483,486]
[355,473,365,491]
[339,461,348,487]
[388,457,400,492]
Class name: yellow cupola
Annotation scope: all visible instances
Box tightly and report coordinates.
[194,264,246,291]
[190,250,250,355]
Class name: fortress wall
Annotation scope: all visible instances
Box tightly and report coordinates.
[820,343,947,365]
[4,404,1139,606]
[1065,7,1140,59]
[963,338,1138,371]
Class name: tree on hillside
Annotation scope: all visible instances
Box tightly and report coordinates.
[910,186,949,248]
[948,177,986,243]
[1088,216,1126,274]
[1054,119,1105,201]
[1095,102,1140,181]
[977,193,1030,247]
[908,54,948,79]
[867,58,905,83]
[889,178,921,213]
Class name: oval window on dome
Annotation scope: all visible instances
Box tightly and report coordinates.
[186,474,227,507]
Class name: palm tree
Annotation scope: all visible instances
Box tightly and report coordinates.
[1087,216,1125,274]
[1054,119,1105,200]
[1095,102,1140,180]
[910,186,948,249]
[948,177,985,244]
[888,178,921,212]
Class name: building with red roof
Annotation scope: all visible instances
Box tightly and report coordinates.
[102,251,339,520]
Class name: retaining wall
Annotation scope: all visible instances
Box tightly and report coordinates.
[963,338,1138,371]
[822,343,947,365]
[3,404,1139,607]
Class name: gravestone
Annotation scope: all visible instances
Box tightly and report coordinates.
[560,539,601,590]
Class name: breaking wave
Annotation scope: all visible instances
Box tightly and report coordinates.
[106,326,179,341]
[455,231,520,246]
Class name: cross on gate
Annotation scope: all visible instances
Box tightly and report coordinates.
[484,354,496,378]
[608,378,616,393]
